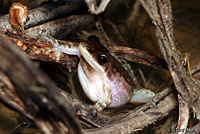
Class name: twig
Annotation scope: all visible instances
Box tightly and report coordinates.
[0,34,82,134]
[126,0,141,29]
[0,72,33,119]
[85,0,111,15]
[58,88,109,127]
[26,14,95,39]
[95,18,110,42]
[0,68,109,129]
[99,18,127,46]
[0,29,79,71]
[0,0,88,30]
[176,95,189,134]
[85,87,177,134]
[139,0,200,119]
[108,46,167,69]
[0,29,168,71]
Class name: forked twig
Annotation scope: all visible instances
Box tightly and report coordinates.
[139,0,200,119]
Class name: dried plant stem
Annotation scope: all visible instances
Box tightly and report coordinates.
[139,0,200,119]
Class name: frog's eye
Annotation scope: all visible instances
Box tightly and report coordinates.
[97,54,108,65]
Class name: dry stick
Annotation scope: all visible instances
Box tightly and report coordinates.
[176,95,189,134]
[0,29,79,71]
[108,46,167,69]
[28,0,63,9]
[85,0,111,15]
[85,87,177,134]
[191,62,200,75]
[58,89,109,128]
[139,0,200,119]
[0,63,177,134]
[0,69,109,128]
[96,19,110,42]
[0,72,33,119]
[0,29,167,71]
[100,18,127,46]
[138,1,194,133]
[0,1,95,41]
[0,35,82,134]
[0,0,130,35]
[26,14,95,39]
[126,0,141,29]
[0,0,88,30]
[0,31,108,128]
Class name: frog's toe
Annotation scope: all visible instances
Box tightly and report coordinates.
[94,103,105,112]
[130,88,156,103]
[94,100,109,112]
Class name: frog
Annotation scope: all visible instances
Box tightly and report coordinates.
[47,35,155,111]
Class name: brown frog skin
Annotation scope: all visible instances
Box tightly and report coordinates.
[47,35,155,111]
[78,36,134,111]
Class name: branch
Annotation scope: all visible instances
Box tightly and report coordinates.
[0,0,88,30]
[108,46,167,69]
[26,14,95,39]
[0,29,167,71]
[85,87,177,134]
[139,0,200,119]
[0,34,82,134]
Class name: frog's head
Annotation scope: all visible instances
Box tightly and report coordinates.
[79,35,111,73]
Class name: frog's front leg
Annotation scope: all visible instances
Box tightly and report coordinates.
[43,36,80,59]
[94,85,112,111]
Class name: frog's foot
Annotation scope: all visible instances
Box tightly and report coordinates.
[130,88,156,104]
[94,89,112,112]
[94,97,112,111]
[42,36,63,61]
[85,0,111,15]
